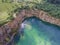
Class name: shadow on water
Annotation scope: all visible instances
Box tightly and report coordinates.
[14,32,20,43]
[14,16,60,45]
[23,16,60,29]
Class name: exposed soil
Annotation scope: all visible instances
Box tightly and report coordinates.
[0,9,60,45]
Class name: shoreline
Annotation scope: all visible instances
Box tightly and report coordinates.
[0,9,60,45]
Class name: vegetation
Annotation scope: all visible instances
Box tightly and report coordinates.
[0,0,60,26]
[34,2,60,18]
[47,0,60,4]
[0,3,17,25]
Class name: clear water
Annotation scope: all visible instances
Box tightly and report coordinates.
[14,17,60,45]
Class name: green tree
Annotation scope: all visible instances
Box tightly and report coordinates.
[48,0,60,4]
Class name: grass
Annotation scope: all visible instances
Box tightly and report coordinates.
[0,12,10,26]
[0,2,23,26]
[0,3,17,12]
[0,3,16,25]
[0,0,60,26]
[0,2,27,26]
[0,12,9,21]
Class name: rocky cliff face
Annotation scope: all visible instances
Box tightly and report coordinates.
[0,9,60,45]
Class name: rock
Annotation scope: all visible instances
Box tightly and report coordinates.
[0,9,60,45]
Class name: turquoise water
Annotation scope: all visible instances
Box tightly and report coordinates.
[15,17,60,45]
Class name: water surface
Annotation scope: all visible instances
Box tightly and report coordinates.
[15,17,60,45]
